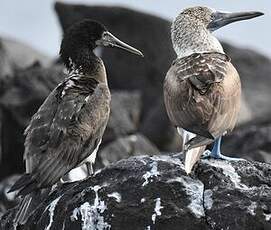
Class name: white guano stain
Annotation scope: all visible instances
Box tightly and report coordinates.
[142,161,160,186]
[107,192,121,203]
[70,185,111,230]
[247,202,257,216]
[264,213,271,221]
[204,189,213,210]
[151,198,164,224]
[45,196,62,230]
[168,176,205,218]
[202,159,249,190]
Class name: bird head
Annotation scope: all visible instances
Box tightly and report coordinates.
[172,6,263,58]
[60,19,143,71]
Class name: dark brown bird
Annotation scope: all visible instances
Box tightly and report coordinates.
[9,19,143,226]
[164,6,263,174]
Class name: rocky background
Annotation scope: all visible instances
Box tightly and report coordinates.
[1,2,271,229]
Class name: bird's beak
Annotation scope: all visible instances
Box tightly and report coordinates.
[208,11,264,31]
[96,31,144,57]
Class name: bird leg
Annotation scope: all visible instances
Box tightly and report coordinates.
[85,162,94,176]
[202,137,245,161]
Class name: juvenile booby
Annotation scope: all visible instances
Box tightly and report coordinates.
[9,19,143,225]
[163,6,263,174]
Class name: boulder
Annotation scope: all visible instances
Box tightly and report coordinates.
[222,120,271,163]
[103,91,141,144]
[1,154,271,230]
[0,39,13,86]
[0,37,51,69]
[0,63,65,179]
[97,133,159,168]
[222,43,271,125]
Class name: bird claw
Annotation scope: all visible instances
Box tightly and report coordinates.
[201,150,245,161]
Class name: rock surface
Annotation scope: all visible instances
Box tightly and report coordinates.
[0,63,65,179]
[1,154,271,230]
[97,133,159,168]
[222,120,271,163]
[0,37,51,69]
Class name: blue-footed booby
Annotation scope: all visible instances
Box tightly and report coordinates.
[9,19,143,226]
[163,6,263,174]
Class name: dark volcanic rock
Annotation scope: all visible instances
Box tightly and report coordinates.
[0,64,65,179]
[1,154,271,230]
[97,134,159,168]
[223,43,271,125]
[222,120,271,163]
[0,40,13,86]
[54,2,176,150]
[103,91,141,144]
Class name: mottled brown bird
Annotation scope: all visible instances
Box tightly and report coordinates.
[164,6,263,174]
[9,19,143,226]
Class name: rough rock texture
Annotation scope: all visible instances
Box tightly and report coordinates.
[97,133,159,168]
[0,63,65,179]
[103,91,141,144]
[54,2,271,152]
[223,43,271,124]
[222,120,271,163]
[1,154,271,230]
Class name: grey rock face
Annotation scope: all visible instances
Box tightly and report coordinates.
[222,120,271,163]
[1,154,270,230]
[0,64,66,179]
[223,43,271,125]
[0,37,51,69]
[103,91,141,144]
[98,134,159,167]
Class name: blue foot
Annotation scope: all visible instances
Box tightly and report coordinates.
[201,137,245,161]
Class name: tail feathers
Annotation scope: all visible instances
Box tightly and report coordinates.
[184,146,206,174]
[8,174,38,196]
[14,194,34,226]
[178,128,210,174]
[186,135,213,150]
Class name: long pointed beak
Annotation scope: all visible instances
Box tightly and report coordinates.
[96,31,144,57]
[208,11,264,31]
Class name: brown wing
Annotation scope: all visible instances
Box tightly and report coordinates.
[21,75,110,190]
[164,52,241,140]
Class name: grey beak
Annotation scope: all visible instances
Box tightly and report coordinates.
[96,31,144,57]
[208,11,264,31]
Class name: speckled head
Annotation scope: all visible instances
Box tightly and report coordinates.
[172,6,263,58]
